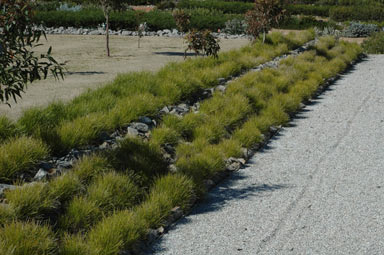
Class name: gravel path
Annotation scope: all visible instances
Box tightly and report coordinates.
[148,55,384,255]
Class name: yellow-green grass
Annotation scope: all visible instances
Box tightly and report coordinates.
[86,172,141,213]
[6,31,314,150]
[0,221,57,255]
[0,37,362,255]
[0,137,49,183]
[0,31,315,184]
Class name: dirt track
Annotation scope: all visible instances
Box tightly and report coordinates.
[0,35,249,120]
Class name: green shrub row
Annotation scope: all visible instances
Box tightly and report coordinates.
[295,0,384,5]
[33,9,242,31]
[330,5,384,21]
[177,0,253,14]
[278,16,338,30]
[285,4,332,17]
[0,36,362,255]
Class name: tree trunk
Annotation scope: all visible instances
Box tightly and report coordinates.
[106,13,110,57]
[263,29,266,44]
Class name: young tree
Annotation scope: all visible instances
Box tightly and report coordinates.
[245,0,286,43]
[0,0,64,105]
[92,0,125,57]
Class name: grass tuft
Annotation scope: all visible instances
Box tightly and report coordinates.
[0,221,57,255]
[87,172,141,213]
[58,196,102,234]
[0,137,49,183]
[5,182,58,220]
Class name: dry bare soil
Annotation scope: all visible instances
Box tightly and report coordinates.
[0,35,249,120]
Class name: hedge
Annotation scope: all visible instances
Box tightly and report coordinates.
[285,4,332,17]
[330,5,384,21]
[177,0,253,14]
[33,9,242,31]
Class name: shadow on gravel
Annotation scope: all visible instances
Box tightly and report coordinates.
[147,176,290,254]
[147,55,369,254]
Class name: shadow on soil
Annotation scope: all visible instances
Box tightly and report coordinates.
[66,71,105,76]
[154,51,197,57]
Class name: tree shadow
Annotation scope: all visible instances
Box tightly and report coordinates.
[154,51,197,57]
[66,71,105,76]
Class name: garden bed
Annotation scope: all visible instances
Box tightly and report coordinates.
[0,32,363,255]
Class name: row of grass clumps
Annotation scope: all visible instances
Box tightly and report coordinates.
[0,30,315,184]
[0,36,362,254]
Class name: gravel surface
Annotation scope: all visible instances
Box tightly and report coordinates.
[148,55,384,255]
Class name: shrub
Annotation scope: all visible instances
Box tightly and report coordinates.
[362,32,384,53]
[0,137,49,183]
[5,182,59,220]
[0,221,57,255]
[185,29,221,58]
[87,172,141,213]
[342,22,379,37]
[58,196,102,233]
[224,18,247,35]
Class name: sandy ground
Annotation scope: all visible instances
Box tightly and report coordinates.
[149,55,384,255]
[0,35,249,120]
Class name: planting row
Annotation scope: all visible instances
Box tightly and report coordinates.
[0,36,363,254]
[0,31,315,184]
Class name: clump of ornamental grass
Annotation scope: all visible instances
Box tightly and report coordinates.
[199,93,252,128]
[59,233,90,255]
[362,32,384,54]
[0,136,49,183]
[106,93,162,128]
[0,204,14,226]
[72,155,113,185]
[5,182,59,220]
[87,210,147,255]
[149,173,195,211]
[56,112,109,151]
[314,36,336,59]
[133,174,194,229]
[0,116,17,143]
[215,138,244,159]
[87,172,141,213]
[58,196,102,234]
[110,137,168,183]
[193,119,228,144]
[150,126,181,147]
[0,221,57,255]
[48,173,84,205]
[233,117,264,149]
[17,101,67,137]
[176,144,226,185]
